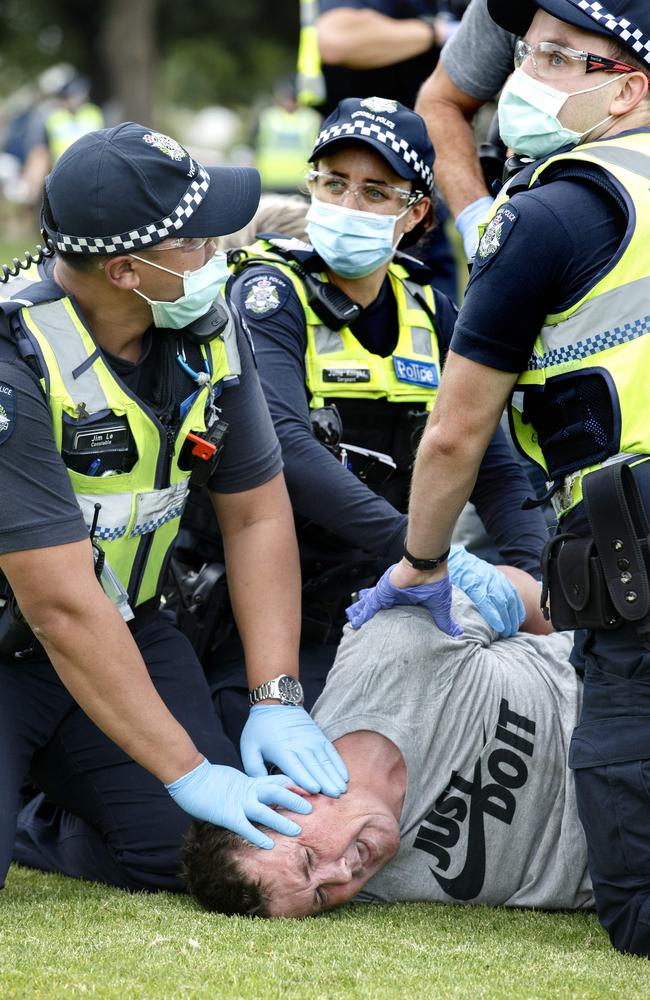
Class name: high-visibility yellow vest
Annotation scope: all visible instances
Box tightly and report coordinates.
[45,104,104,162]
[16,290,238,605]
[234,240,441,409]
[255,106,320,191]
[480,132,650,516]
[297,0,326,106]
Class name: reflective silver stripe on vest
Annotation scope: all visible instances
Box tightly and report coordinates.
[580,145,650,182]
[528,275,650,370]
[75,492,131,540]
[313,325,344,355]
[221,307,242,378]
[132,480,189,536]
[400,277,434,357]
[412,327,433,356]
[28,300,108,412]
[75,480,190,541]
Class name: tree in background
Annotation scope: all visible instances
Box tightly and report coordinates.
[0,0,300,123]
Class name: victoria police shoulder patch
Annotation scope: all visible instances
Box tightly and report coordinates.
[241,272,290,318]
[0,382,16,445]
[474,205,519,269]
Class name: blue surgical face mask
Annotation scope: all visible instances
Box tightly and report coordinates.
[498,67,623,159]
[131,250,230,329]
[305,198,411,278]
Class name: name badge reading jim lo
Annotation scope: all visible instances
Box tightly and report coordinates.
[0,382,16,445]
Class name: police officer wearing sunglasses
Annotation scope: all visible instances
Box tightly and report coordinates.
[349,0,650,958]
[220,97,551,698]
[0,123,349,893]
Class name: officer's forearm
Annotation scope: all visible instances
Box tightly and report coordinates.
[317,9,434,68]
[399,352,518,585]
[38,602,203,784]
[0,541,203,786]
[415,65,489,217]
[212,474,301,688]
[399,423,480,585]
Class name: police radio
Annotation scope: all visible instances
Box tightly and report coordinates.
[478,111,508,195]
[183,298,230,345]
[299,267,361,331]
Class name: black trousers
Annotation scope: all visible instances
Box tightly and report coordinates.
[2,613,239,892]
[570,622,650,957]
[566,461,650,957]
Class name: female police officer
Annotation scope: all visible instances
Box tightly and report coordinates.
[218,96,550,700]
[349,0,650,959]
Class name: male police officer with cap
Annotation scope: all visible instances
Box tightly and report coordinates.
[346,0,650,957]
[0,122,347,892]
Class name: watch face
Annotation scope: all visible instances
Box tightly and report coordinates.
[278,675,303,704]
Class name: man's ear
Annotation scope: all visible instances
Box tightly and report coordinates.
[609,71,649,116]
[102,254,139,291]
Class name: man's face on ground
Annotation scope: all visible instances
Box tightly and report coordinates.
[240,786,401,917]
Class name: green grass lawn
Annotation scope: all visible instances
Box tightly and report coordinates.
[2,867,650,999]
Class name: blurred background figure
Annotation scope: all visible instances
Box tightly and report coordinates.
[313,0,470,116]
[4,67,103,206]
[252,77,320,194]
[0,65,74,197]
[301,0,473,303]
[415,0,517,259]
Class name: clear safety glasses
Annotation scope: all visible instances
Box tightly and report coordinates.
[152,237,214,253]
[514,38,648,81]
[305,169,423,213]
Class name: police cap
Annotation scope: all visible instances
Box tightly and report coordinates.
[309,97,435,193]
[41,122,261,255]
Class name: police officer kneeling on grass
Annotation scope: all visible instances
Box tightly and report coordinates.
[0,123,347,892]
[347,0,650,959]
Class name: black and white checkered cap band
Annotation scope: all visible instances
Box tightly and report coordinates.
[52,166,211,254]
[575,1,650,66]
[314,121,434,190]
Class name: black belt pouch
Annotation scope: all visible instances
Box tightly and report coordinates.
[541,532,622,631]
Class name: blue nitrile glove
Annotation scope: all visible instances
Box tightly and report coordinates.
[447,545,525,637]
[241,706,349,798]
[165,758,312,850]
[455,195,494,260]
[345,563,463,637]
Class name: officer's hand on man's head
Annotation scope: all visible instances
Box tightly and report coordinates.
[165,758,312,850]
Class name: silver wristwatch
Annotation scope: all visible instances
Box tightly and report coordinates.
[248,674,304,707]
